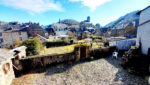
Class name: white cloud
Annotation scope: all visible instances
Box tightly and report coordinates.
[69,0,112,11]
[0,0,63,13]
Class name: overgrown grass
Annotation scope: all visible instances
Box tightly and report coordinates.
[92,43,104,49]
[41,42,104,55]
[42,45,75,55]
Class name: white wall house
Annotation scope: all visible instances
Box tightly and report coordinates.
[51,23,68,36]
[136,6,150,55]
[0,31,28,48]
[49,23,69,41]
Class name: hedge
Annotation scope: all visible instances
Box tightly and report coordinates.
[46,40,70,48]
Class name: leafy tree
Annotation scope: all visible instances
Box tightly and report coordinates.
[14,39,22,48]
[22,37,43,56]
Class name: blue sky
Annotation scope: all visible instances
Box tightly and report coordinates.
[0,0,149,26]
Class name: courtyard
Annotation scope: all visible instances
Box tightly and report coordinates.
[11,57,148,85]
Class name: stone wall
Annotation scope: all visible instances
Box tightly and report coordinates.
[0,59,15,85]
[1,31,28,48]
[12,52,75,75]
[12,46,116,76]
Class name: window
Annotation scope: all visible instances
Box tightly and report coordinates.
[3,63,10,74]
[0,38,3,43]
[20,37,22,41]
[0,33,2,36]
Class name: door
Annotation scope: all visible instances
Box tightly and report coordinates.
[80,47,86,59]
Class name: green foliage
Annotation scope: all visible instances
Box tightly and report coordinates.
[90,35,102,40]
[74,43,90,48]
[69,35,74,40]
[46,40,69,48]
[14,39,22,48]
[22,38,43,56]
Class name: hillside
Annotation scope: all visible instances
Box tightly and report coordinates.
[105,10,140,29]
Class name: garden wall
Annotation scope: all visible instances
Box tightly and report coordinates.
[12,52,75,76]
[12,46,116,76]
[109,38,136,50]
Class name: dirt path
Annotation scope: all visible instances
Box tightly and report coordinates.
[11,57,148,85]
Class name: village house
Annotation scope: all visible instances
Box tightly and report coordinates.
[48,23,69,40]
[27,23,46,37]
[136,6,150,55]
[20,22,47,38]
[0,28,28,48]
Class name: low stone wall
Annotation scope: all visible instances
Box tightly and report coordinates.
[89,46,116,58]
[12,52,75,76]
[12,46,116,77]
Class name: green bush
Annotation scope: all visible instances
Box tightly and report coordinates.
[46,40,69,48]
[22,38,43,56]
[90,36,102,40]
[14,39,22,48]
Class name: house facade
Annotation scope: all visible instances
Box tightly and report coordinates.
[0,31,28,48]
[27,23,46,37]
[136,6,150,55]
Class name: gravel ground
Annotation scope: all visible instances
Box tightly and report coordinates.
[11,57,148,85]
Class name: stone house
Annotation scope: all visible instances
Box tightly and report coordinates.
[20,22,47,38]
[49,23,69,40]
[124,26,137,38]
[36,34,48,43]
[52,23,68,36]
[0,30,28,48]
[27,23,46,37]
[136,6,150,55]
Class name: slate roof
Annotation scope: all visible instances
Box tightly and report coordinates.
[137,5,150,15]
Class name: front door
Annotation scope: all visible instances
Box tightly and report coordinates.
[80,47,86,59]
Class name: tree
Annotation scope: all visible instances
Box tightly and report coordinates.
[14,39,21,48]
[22,37,43,56]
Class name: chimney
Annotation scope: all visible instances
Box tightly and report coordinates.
[38,23,40,26]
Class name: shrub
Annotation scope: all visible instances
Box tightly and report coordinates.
[22,38,43,56]
[90,35,102,40]
[74,43,90,47]
[14,39,22,48]
[46,40,69,48]
[121,48,150,76]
